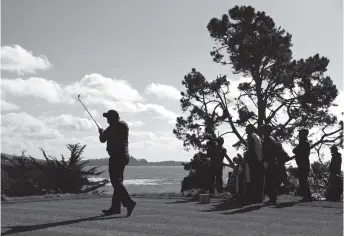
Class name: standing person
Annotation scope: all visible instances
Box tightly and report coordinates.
[274,143,292,194]
[328,146,342,179]
[261,125,278,206]
[244,124,263,204]
[206,140,216,194]
[293,129,312,202]
[99,109,137,216]
[325,146,343,201]
[207,138,222,194]
[210,137,235,193]
[217,137,235,169]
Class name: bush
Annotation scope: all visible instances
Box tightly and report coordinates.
[1,144,109,197]
[286,160,343,199]
[1,152,42,196]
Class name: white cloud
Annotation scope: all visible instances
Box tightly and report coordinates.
[1,77,73,104]
[1,112,63,140]
[129,130,192,158]
[65,73,143,102]
[1,45,52,75]
[83,109,100,118]
[2,72,179,124]
[1,99,20,112]
[127,120,145,127]
[138,103,178,122]
[145,83,181,100]
[40,114,97,131]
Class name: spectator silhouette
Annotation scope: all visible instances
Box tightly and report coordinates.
[244,124,264,205]
[261,124,278,206]
[293,129,312,202]
[325,146,343,201]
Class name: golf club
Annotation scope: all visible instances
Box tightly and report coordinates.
[77,94,101,130]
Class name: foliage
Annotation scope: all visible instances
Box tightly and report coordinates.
[286,159,343,197]
[174,5,342,155]
[173,69,245,151]
[1,152,42,196]
[1,144,109,197]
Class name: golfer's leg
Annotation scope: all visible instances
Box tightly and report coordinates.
[110,171,121,212]
[115,165,133,207]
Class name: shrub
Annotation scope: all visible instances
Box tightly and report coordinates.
[286,160,343,198]
[1,144,109,197]
[1,152,42,196]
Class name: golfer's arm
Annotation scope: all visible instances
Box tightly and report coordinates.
[99,129,108,143]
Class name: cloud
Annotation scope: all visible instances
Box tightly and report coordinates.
[40,114,97,131]
[145,83,181,100]
[1,77,73,104]
[1,74,142,105]
[127,120,145,127]
[2,68,179,122]
[138,103,178,123]
[1,99,20,112]
[1,45,52,75]
[65,73,143,102]
[130,130,192,156]
[1,112,63,140]
[83,109,100,118]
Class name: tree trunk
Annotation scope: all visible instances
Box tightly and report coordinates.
[255,75,266,128]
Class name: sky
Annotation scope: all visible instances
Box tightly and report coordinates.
[1,0,343,163]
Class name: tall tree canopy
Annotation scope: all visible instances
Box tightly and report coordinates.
[174,5,342,155]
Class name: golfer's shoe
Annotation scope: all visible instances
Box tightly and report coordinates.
[102,209,121,215]
[126,201,137,217]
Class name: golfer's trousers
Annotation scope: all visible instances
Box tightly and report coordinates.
[109,158,132,211]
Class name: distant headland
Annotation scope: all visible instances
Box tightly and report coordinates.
[1,153,184,167]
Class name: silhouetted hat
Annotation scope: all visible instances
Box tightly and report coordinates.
[217,136,224,145]
[331,146,338,151]
[103,110,119,119]
[299,128,309,136]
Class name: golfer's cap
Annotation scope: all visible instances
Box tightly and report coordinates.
[103,110,119,119]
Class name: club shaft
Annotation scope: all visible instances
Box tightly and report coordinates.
[78,97,100,129]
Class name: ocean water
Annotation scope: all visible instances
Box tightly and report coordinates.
[86,166,233,194]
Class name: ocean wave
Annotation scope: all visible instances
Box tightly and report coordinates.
[124,179,161,186]
[88,177,175,186]
[87,177,108,183]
